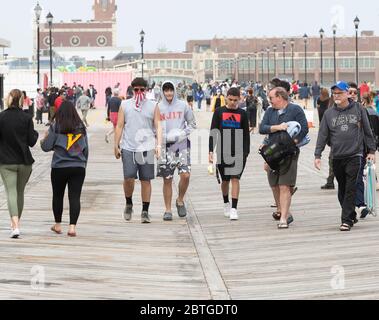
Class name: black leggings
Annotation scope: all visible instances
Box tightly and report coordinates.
[51,167,86,225]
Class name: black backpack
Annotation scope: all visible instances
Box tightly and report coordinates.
[259,131,298,172]
[261,96,270,111]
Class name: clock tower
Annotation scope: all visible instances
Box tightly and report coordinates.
[93,0,117,21]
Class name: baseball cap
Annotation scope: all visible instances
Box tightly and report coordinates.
[331,81,349,92]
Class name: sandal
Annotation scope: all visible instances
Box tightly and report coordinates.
[51,226,62,235]
[278,223,289,229]
[272,212,281,221]
[340,224,351,232]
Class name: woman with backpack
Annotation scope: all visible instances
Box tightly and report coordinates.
[0,89,39,238]
[41,101,89,237]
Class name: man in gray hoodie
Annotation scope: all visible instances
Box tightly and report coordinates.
[314,81,376,231]
[157,81,197,221]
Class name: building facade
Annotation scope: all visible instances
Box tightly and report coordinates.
[37,0,117,52]
[186,32,379,86]
[113,32,379,87]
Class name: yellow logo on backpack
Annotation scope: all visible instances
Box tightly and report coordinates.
[66,134,82,151]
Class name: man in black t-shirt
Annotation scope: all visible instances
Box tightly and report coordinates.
[209,87,250,221]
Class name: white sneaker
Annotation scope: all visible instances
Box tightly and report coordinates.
[10,229,20,239]
[224,203,231,218]
[230,208,239,221]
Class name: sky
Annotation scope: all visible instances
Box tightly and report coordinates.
[0,0,378,58]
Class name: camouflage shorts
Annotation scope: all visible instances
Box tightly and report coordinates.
[157,144,191,179]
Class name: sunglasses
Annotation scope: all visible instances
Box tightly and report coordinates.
[349,90,358,95]
[134,88,146,93]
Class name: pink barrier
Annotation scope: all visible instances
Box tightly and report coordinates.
[62,71,133,107]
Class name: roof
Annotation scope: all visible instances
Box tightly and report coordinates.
[53,47,127,61]
[0,38,11,48]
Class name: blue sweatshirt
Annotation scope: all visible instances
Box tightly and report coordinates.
[260,103,309,144]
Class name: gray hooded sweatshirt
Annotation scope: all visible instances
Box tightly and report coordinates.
[158,81,197,146]
[315,100,376,160]
[41,124,89,168]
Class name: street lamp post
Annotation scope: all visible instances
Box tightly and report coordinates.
[254,52,258,83]
[101,56,105,70]
[261,49,264,83]
[248,54,251,83]
[354,16,360,88]
[282,41,286,76]
[319,28,324,85]
[290,39,295,80]
[46,12,53,87]
[273,44,277,78]
[333,24,337,83]
[140,30,145,78]
[236,58,239,82]
[303,34,308,84]
[34,2,42,87]
[266,47,270,83]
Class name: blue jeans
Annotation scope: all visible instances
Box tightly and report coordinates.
[197,99,202,110]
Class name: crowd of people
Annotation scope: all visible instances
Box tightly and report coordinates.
[0,75,378,239]
[30,83,98,127]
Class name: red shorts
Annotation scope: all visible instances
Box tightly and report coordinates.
[110,112,118,127]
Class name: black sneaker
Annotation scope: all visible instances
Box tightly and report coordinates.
[360,208,370,219]
[321,184,335,190]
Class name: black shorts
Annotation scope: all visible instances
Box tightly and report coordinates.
[217,157,247,181]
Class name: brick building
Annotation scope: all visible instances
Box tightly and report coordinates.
[185,33,379,86]
[113,32,379,86]
[37,0,117,52]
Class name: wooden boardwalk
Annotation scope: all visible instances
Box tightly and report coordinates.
[1,108,379,300]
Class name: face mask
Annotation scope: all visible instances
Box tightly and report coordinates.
[135,91,146,112]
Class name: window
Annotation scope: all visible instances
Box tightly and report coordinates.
[153,60,158,68]
[180,60,186,69]
[173,60,179,69]
[360,57,374,69]
[205,60,213,71]
[96,36,107,47]
[70,36,80,47]
[187,60,192,69]
[167,60,172,68]
[160,60,165,68]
